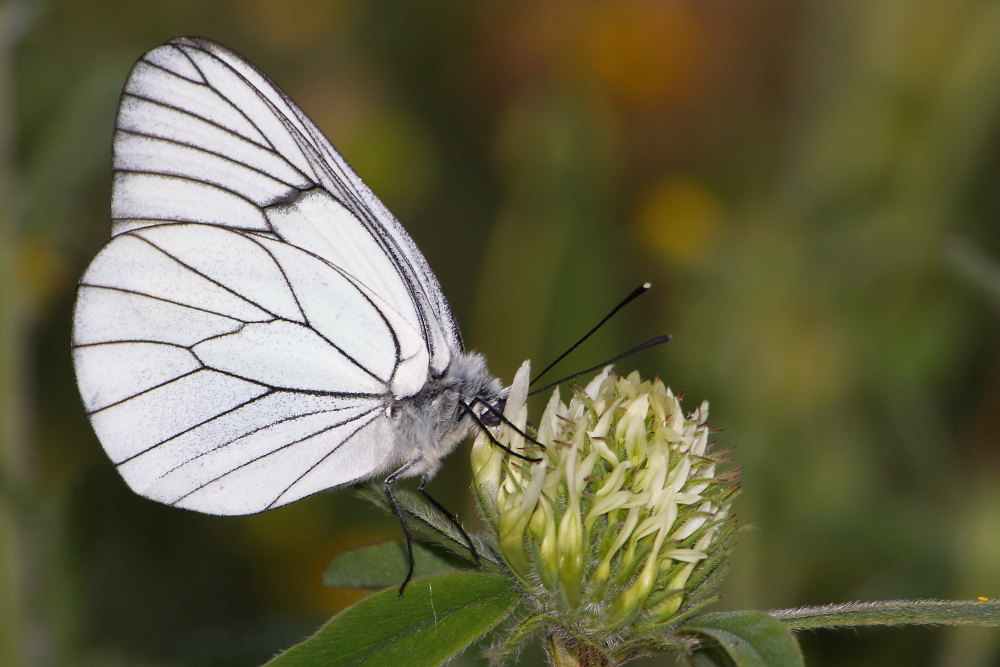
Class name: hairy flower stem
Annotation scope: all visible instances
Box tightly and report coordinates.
[547,633,611,667]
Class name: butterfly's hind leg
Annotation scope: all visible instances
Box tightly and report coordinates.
[384,458,420,596]
[384,459,484,596]
[417,477,481,569]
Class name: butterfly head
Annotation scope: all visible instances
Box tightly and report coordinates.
[383,351,504,480]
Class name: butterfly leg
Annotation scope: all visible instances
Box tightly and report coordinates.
[417,477,481,569]
[384,458,420,596]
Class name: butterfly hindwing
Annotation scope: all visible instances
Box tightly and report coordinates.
[73,222,410,514]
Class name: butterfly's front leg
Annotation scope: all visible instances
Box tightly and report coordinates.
[384,457,421,595]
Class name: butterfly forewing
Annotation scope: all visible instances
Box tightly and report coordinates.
[74,37,466,514]
[112,37,459,371]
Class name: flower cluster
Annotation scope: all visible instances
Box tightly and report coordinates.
[472,361,739,639]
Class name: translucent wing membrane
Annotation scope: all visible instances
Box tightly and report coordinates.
[73,224,409,514]
[112,36,460,373]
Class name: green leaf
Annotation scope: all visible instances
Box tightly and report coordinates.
[687,651,729,667]
[324,540,472,589]
[681,610,804,667]
[356,483,502,569]
[265,572,521,667]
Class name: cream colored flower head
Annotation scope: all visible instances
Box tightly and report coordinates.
[472,361,739,635]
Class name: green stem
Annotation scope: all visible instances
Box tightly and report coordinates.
[547,634,583,667]
[769,599,1000,630]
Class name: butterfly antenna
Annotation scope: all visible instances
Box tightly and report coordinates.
[528,334,670,397]
[530,282,653,387]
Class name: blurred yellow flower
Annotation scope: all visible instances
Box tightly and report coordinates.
[17,234,69,317]
[634,176,723,266]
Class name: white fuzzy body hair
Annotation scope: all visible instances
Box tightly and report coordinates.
[386,351,505,480]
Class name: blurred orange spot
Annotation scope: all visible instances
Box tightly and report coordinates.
[978,596,989,601]
[583,0,705,111]
[634,176,722,265]
[241,0,358,48]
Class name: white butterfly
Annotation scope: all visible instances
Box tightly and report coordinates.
[72,36,507,519]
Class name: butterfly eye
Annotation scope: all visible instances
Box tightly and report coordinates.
[478,397,507,427]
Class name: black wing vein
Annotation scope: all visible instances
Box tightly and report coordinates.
[116,169,269,215]
[170,407,381,507]
[78,283,248,323]
[153,403,376,482]
[264,413,382,510]
[176,40,444,364]
[127,231,283,320]
[242,231,403,371]
[87,367,206,416]
[116,127,304,193]
[119,91,274,154]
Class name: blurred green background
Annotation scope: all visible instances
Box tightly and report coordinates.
[3,0,1000,665]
